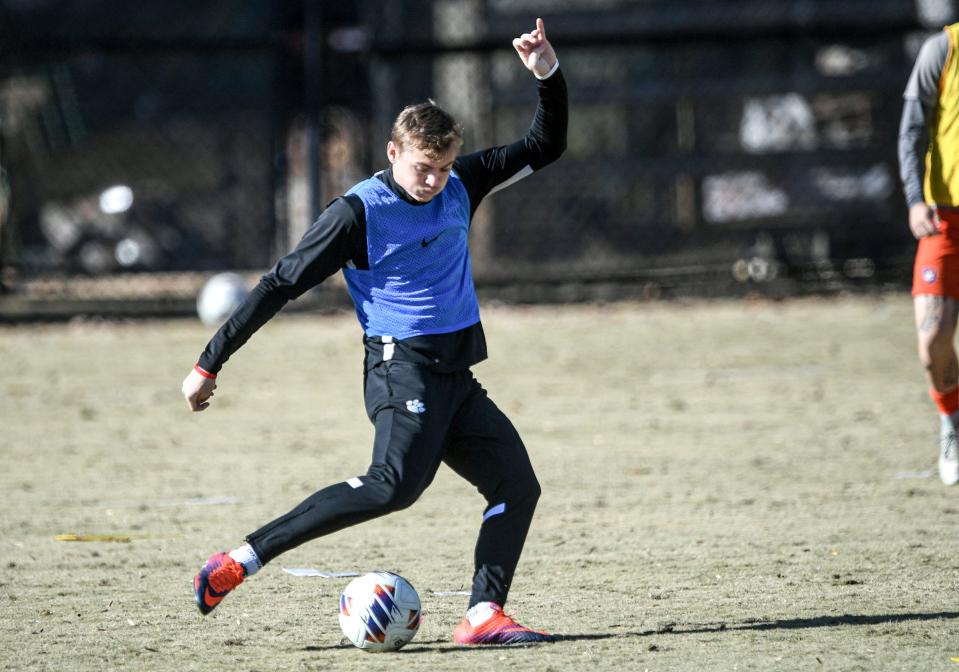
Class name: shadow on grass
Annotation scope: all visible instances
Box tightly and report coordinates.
[303,638,564,654]
[695,610,959,633]
[300,612,959,654]
[562,610,959,641]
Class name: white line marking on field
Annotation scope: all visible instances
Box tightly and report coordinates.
[102,496,242,508]
[282,568,361,578]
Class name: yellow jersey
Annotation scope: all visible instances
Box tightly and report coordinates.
[925,23,959,205]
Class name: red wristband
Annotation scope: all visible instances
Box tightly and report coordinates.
[193,363,217,379]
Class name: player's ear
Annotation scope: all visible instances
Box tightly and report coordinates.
[387,141,399,164]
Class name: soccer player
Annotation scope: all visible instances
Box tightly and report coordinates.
[899,22,959,485]
[181,18,566,645]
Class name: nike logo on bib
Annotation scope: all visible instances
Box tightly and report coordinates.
[421,234,441,248]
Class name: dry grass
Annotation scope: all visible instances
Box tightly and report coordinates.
[2,295,957,671]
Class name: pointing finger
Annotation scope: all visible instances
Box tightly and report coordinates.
[536,17,546,39]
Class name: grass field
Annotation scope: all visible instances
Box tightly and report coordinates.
[3,294,959,671]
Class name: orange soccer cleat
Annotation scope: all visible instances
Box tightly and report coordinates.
[193,552,245,615]
[453,602,554,645]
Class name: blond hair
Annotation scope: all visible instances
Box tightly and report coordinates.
[391,99,464,159]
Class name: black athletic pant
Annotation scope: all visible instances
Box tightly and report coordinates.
[245,360,541,607]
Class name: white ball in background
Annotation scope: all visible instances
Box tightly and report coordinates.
[196,272,248,328]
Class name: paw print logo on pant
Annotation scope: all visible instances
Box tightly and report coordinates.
[923,266,938,283]
[405,399,426,414]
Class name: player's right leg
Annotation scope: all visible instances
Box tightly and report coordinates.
[913,293,959,484]
[192,361,460,614]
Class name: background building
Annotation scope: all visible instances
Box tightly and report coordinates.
[0,0,947,317]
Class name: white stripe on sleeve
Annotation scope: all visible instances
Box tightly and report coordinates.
[487,165,534,197]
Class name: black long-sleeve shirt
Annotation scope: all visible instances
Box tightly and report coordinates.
[198,67,568,375]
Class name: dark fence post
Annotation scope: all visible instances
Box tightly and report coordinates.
[304,0,323,225]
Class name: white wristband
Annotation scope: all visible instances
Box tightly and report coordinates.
[534,59,560,80]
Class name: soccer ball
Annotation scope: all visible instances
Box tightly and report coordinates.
[338,571,421,652]
[196,272,248,327]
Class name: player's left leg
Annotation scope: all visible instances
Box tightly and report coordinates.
[913,218,959,484]
[443,376,553,645]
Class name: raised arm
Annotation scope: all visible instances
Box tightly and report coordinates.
[512,17,558,79]
[453,17,568,215]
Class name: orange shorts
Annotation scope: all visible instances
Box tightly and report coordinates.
[913,208,959,299]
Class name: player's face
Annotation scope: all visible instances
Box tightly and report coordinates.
[387,141,457,202]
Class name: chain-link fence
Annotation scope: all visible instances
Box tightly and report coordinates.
[0,0,949,318]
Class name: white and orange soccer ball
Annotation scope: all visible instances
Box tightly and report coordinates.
[338,571,421,652]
